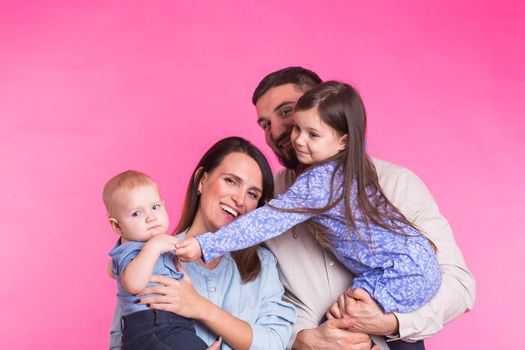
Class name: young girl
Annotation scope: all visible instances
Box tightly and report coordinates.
[176,81,441,314]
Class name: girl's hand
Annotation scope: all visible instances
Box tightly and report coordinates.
[174,237,202,262]
[138,260,211,319]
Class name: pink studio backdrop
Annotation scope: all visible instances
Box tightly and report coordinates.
[1,1,523,349]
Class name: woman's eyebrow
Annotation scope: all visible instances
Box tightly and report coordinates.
[224,173,242,181]
[248,186,263,194]
[225,172,262,193]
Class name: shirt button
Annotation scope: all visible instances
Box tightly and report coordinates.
[209,287,216,293]
[329,261,335,266]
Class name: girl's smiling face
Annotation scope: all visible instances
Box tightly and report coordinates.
[291,107,348,165]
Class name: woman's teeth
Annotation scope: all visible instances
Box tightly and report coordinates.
[220,204,239,217]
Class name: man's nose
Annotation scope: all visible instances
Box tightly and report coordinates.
[269,119,291,140]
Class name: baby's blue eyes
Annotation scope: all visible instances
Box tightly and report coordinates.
[130,204,161,217]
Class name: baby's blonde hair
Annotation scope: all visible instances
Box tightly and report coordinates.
[103,170,156,215]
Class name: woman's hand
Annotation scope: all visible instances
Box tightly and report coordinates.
[326,288,399,336]
[138,260,211,320]
[206,337,222,350]
[139,259,253,350]
[174,237,202,262]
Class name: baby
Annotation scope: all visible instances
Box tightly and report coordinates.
[104,170,207,350]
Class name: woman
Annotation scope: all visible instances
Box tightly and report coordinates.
[110,136,296,350]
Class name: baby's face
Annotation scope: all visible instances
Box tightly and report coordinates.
[110,184,169,242]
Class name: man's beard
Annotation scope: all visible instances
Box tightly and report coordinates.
[278,149,299,170]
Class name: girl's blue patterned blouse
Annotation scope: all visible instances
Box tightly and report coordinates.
[196,161,441,313]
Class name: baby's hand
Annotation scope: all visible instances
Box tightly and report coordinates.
[144,234,179,255]
[174,237,202,262]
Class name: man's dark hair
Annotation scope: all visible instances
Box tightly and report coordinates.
[251,66,322,105]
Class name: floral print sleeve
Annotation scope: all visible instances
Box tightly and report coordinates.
[195,164,332,263]
[195,161,442,313]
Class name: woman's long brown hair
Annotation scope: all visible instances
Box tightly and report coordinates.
[174,136,274,283]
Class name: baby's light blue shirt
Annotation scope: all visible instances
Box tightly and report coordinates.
[110,233,296,349]
[109,240,183,315]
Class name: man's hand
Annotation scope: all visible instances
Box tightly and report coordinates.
[326,288,399,336]
[293,318,379,350]
[174,237,202,262]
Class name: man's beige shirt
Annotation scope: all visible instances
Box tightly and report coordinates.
[266,159,476,349]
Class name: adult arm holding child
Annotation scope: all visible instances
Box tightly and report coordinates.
[325,160,476,340]
[109,137,297,350]
[248,67,475,349]
[139,261,254,350]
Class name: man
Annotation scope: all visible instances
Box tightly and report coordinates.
[252,67,476,350]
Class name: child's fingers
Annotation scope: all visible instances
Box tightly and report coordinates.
[175,247,195,262]
[174,239,191,249]
[172,238,201,262]
[174,246,188,257]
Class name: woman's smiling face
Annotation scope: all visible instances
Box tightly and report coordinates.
[191,152,263,233]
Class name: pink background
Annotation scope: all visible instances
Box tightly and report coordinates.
[1,0,523,348]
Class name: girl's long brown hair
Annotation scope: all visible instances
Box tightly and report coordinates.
[174,136,274,283]
[285,81,436,253]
